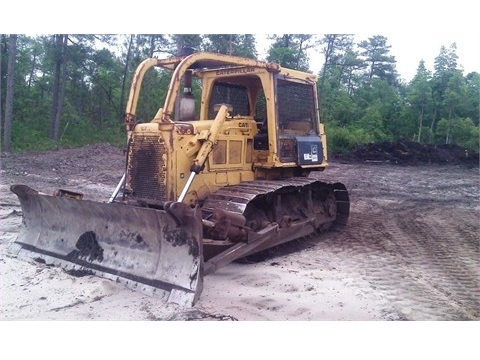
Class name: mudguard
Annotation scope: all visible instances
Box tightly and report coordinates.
[9,185,204,307]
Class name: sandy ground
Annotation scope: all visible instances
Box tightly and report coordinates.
[0,143,479,354]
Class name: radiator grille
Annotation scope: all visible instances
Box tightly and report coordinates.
[128,135,167,201]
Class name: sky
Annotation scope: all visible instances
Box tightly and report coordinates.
[371,34,479,82]
[2,1,478,84]
[256,34,479,82]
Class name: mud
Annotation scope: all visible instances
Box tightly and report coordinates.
[0,142,479,321]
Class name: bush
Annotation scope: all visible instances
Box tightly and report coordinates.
[435,117,479,151]
[11,118,126,152]
[326,124,375,154]
[11,121,56,151]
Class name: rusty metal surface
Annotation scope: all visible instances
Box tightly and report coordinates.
[128,135,167,201]
[203,178,350,229]
[201,178,350,268]
[331,182,350,229]
[202,177,324,214]
[10,185,204,307]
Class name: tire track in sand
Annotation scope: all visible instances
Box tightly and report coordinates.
[320,201,479,320]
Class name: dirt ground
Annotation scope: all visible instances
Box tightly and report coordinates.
[0,142,478,325]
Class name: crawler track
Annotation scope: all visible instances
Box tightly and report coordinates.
[199,178,349,265]
[202,178,349,230]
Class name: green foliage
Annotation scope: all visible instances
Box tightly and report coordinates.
[2,33,478,158]
[202,34,257,58]
[357,35,398,85]
[59,118,125,148]
[465,72,480,125]
[321,88,358,126]
[326,123,375,154]
[357,106,390,142]
[266,34,313,71]
[11,114,125,151]
[418,126,434,143]
[135,70,171,121]
[268,47,299,69]
[386,105,416,141]
[435,118,449,141]
[11,120,56,151]
[453,118,480,150]
[436,117,479,150]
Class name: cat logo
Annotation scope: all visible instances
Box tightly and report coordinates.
[311,144,318,161]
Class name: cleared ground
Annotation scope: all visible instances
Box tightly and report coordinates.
[0,143,478,321]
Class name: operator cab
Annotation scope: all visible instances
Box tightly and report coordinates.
[148,52,327,175]
[198,68,323,168]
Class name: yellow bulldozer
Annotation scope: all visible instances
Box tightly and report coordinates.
[10,51,350,306]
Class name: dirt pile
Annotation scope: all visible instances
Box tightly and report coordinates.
[0,143,125,193]
[334,141,479,166]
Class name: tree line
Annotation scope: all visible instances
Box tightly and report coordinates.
[0,34,478,154]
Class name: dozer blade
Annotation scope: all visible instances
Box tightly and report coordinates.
[9,185,204,307]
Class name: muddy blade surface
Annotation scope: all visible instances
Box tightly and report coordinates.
[9,185,204,307]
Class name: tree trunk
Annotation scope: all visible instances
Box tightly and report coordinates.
[446,107,452,144]
[320,36,335,96]
[50,34,62,140]
[319,35,337,123]
[417,103,425,142]
[347,69,354,96]
[369,61,375,80]
[50,34,68,141]
[27,47,38,92]
[3,34,17,153]
[119,35,133,123]
[54,35,68,141]
[429,105,438,143]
